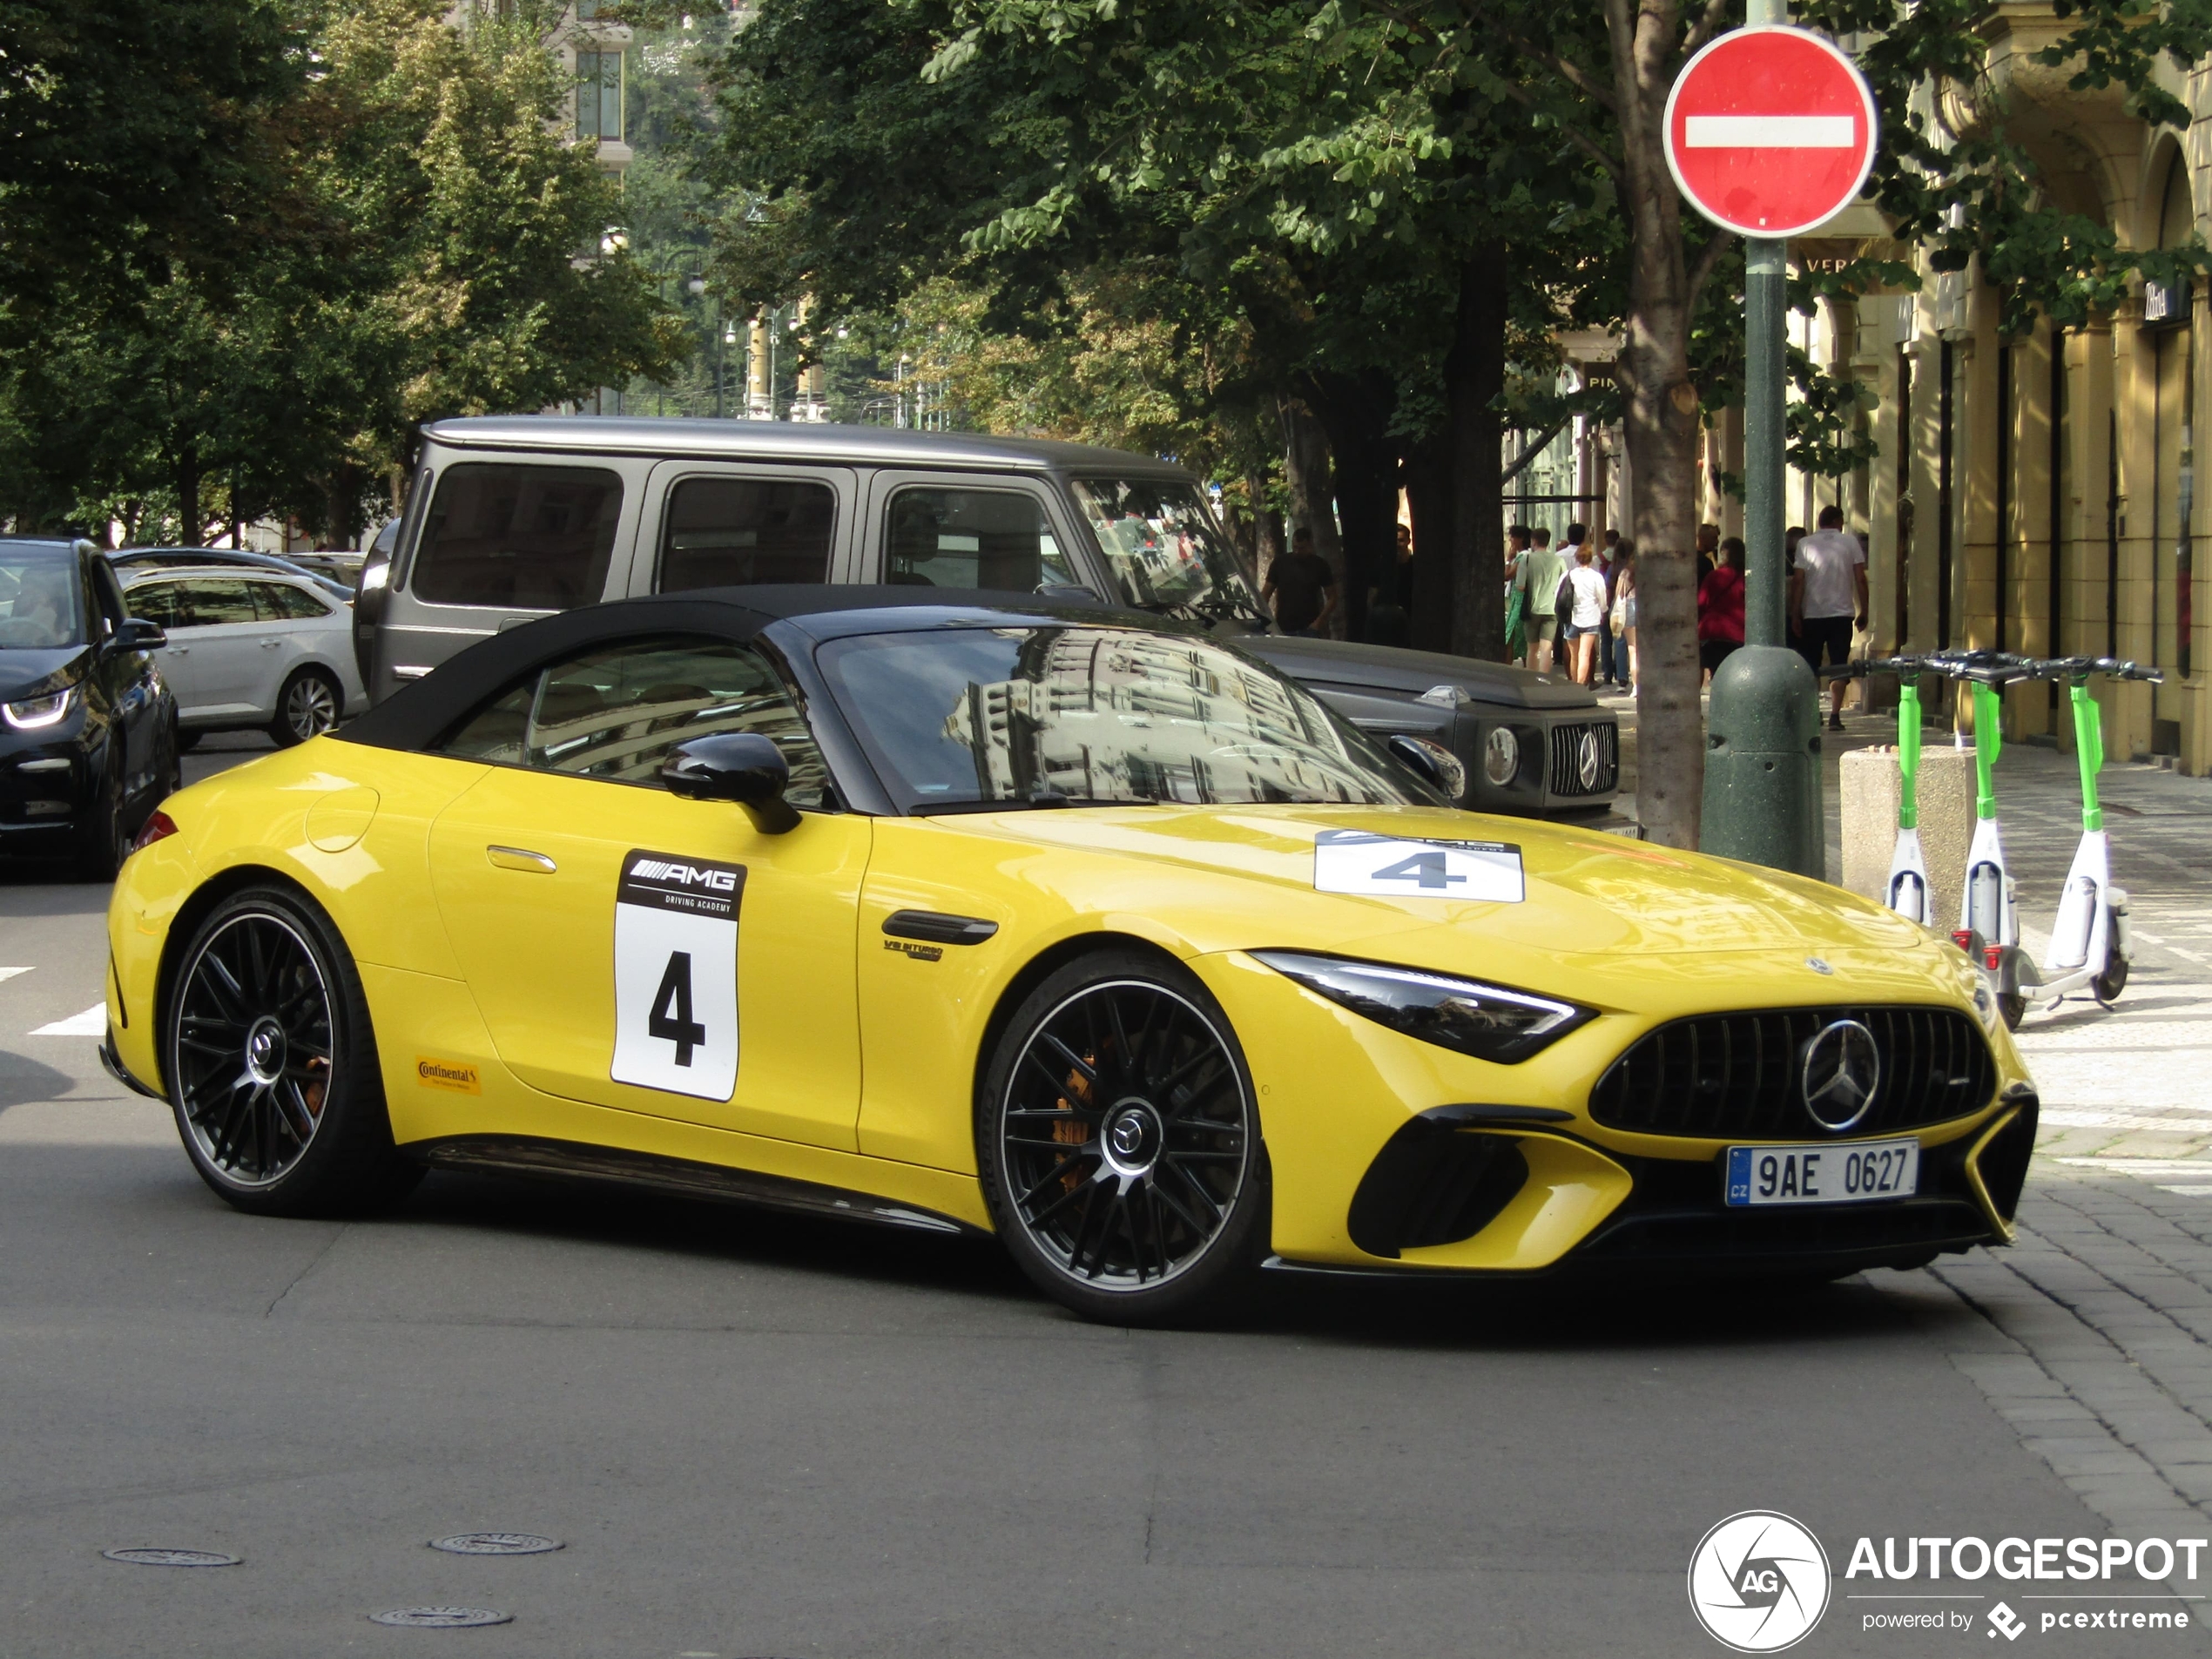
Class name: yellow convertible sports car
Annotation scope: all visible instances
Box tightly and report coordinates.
[103,590,2038,1323]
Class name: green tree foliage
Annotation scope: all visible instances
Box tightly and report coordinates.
[0,0,683,543]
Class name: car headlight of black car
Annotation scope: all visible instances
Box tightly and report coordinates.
[3,685,76,731]
[1251,950,1595,1064]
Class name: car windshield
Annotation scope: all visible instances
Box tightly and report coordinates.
[1070,477,1270,627]
[819,624,1425,812]
[0,547,84,650]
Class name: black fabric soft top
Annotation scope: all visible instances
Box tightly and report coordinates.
[334,584,1127,755]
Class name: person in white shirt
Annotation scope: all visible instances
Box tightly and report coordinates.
[1789,503,1869,730]
[1562,543,1610,686]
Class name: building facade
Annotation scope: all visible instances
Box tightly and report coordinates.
[1696,11,2209,774]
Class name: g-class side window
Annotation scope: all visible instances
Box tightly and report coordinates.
[883,487,1075,590]
[658,475,835,590]
[411,463,624,610]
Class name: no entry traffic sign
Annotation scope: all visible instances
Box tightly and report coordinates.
[1664,26,1878,239]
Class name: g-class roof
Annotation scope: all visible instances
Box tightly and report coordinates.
[420,415,1196,477]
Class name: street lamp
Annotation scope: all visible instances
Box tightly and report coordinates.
[686,275,724,419]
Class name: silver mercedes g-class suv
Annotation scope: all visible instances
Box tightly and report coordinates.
[354,417,1617,816]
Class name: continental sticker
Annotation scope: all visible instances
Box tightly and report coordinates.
[1313,829,1525,903]
[415,1056,482,1095]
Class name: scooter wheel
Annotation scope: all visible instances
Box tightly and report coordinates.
[2094,959,2128,1008]
[1999,992,2027,1031]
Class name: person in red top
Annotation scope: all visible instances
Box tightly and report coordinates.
[1697,535,1746,685]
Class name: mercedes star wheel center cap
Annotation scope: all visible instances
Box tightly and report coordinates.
[1100,1100,1161,1177]
[1800,1019,1880,1132]
[245,1017,287,1087]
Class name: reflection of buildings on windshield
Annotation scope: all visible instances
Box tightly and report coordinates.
[939,627,1375,805]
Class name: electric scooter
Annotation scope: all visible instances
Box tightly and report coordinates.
[1922,650,2040,1029]
[2026,656,2164,1014]
[1863,655,1936,925]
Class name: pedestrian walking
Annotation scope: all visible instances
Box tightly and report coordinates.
[1696,523,1720,583]
[1611,543,1639,692]
[1503,523,1530,664]
[1562,542,1608,686]
[1517,524,1565,673]
[1262,526,1339,637]
[1698,535,1746,684]
[1595,530,1622,685]
[1789,504,1868,729]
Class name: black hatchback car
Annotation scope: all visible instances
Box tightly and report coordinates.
[0,537,179,876]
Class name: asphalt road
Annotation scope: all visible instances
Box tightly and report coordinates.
[0,735,2202,1657]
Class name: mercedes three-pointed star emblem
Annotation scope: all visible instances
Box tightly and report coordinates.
[1800,1019,1881,1132]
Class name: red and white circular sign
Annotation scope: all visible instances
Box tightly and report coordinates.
[1663,26,1878,239]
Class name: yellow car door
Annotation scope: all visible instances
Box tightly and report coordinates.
[423,634,869,1150]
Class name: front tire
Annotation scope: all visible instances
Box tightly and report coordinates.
[270,667,341,747]
[978,949,1269,1325]
[165,884,419,1217]
[76,754,131,881]
[2094,954,2128,1007]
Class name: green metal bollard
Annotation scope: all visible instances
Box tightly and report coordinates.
[1698,644,1825,876]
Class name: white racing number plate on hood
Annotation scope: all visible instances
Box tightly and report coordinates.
[1313,830,1525,902]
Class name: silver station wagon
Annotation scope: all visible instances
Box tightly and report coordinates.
[354,417,1617,817]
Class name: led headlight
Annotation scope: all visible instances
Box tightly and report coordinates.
[1482,725,1520,786]
[3,685,75,731]
[1252,950,1594,1064]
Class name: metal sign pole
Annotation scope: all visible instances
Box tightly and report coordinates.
[1696,0,1825,876]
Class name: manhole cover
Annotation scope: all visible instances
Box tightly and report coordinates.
[368,1608,513,1629]
[430,1533,562,1556]
[102,1548,240,1568]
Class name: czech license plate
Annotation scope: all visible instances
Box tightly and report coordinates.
[1723,1138,1919,1207]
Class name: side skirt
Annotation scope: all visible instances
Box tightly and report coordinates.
[404,1134,985,1239]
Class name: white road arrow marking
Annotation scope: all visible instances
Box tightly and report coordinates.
[0,968,30,983]
[30,1004,106,1037]
[1684,115,1856,147]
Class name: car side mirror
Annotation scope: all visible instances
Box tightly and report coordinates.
[1388,733,1467,803]
[661,732,800,834]
[114,617,166,651]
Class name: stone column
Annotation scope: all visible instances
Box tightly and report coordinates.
[2114,300,2156,755]
[1905,325,1945,658]
[747,314,772,420]
[1861,296,1903,658]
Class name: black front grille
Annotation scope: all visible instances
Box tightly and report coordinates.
[1588,1006,1996,1140]
[1548,721,1618,798]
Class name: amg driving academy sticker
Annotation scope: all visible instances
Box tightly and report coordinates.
[1313,829,1525,903]
[611,850,745,1102]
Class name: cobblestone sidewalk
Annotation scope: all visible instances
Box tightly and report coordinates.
[1615,690,2212,1559]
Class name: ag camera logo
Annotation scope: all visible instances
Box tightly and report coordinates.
[1689,1511,1831,1652]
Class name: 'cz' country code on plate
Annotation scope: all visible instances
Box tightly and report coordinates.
[1723,1137,1919,1207]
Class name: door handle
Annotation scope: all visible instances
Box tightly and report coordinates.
[261,639,282,649]
[486,845,556,873]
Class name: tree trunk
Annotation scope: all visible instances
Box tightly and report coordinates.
[1404,440,1453,655]
[1305,369,1401,646]
[1606,0,1710,849]
[1278,395,1347,637]
[1443,253,1509,661]
[175,447,203,547]
[1244,463,1285,588]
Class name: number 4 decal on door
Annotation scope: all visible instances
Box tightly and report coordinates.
[612,850,745,1100]
[1313,829,1525,902]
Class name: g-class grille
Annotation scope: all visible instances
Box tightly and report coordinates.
[1588,1006,1996,1139]
[1548,721,1618,798]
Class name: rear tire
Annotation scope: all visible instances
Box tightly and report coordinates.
[977,948,1270,1325]
[1998,991,2027,1031]
[164,883,420,1217]
[269,668,341,747]
[175,727,202,754]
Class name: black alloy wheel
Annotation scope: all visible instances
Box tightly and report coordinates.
[165,886,420,1216]
[979,950,1268,1324]
[271,668,341,747]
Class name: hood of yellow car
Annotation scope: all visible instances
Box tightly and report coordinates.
[947,801,1933,964]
